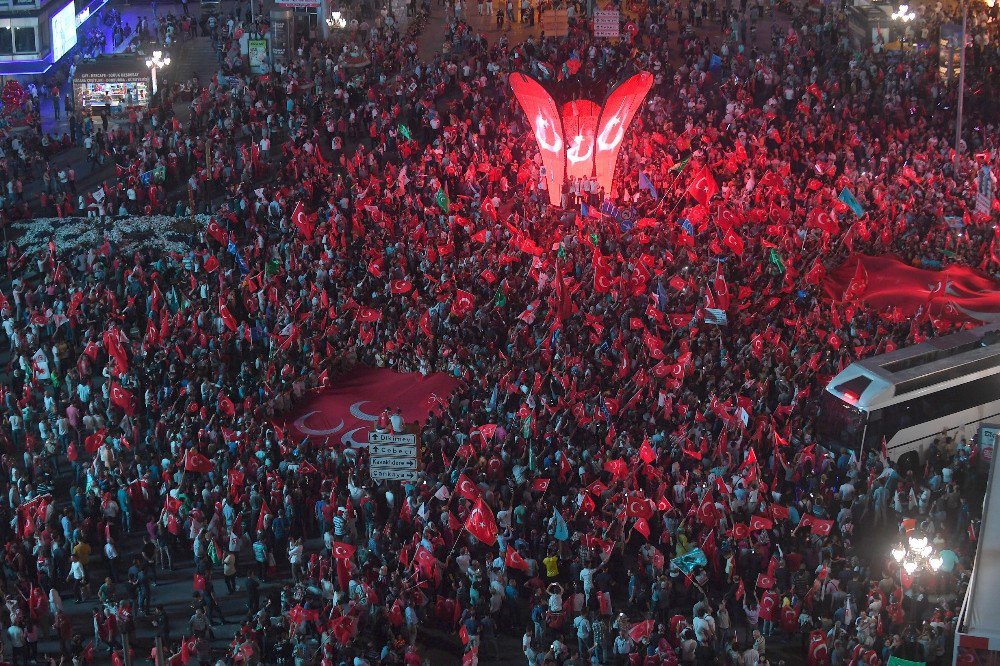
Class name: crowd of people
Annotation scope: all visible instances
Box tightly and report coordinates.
[0,0,997,664]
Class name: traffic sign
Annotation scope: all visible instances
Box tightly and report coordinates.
[370,444,417,458]
[371,456,418,470]
[368,431,417,445]
[371,468,419,481]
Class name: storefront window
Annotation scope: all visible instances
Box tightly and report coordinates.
[0,27,11,55]
[14,26,34,53]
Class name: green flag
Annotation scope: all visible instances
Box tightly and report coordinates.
[671,548,707,575]
[266,259,281,276]
[522,415,531,438]
[669,156,691,173]
[398,124,412,141]
[769,248,785,273]
[558,243,566,259]
[436,188,450,213]
[494,286,506,307]
[886,658,925,666]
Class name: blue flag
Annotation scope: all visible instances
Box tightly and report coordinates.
[581,202,592,218]
[671,548,707,575]
[679,218,695,236]
[227,240,250,275]
[709,54,723,70]
[638,173,659,199]
[600,200,622,220]
[838,188,865,217]
[552,507,570,541]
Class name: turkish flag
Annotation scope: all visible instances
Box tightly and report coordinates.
[588,480,608,497]
[735,578,746,601]
[686,167,718,205]
[331,541,356,560]
[391,280,413,294]
[478,424,497,441]
[109,382,138,416]
[756,573,776,589]
[84,428,106,454]
[749,514,774,532]
[331,614,356,645]
[163,495,183,514]
[625,495,654,520]
[770,504,791,521]
[505,547,530,572]
[730,523,749,541]
[633,517,650,539]
[465,498,498,546]
[455,474,481,502]
[218,393,236,416]
[809,517,834,536]
[638,438,656,464]
[594,257,616,293]
[355,307,382,323]
[722,230,745,256]
[203,255,220,273]
[697,497,719,527]
[219,297,238,332]
[629,619,655,643]
[206,219,227,245]
[451,289,475,318]
[531,478,550,492]
[184,450,215,473]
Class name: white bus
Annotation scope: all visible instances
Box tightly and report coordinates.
[817,323,1000,470]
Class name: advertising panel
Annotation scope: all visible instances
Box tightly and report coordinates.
[248,39,268,74]
[509,72,566,206]
[593,71,654,197]
[560,99,600,182]
[51,1,78,62]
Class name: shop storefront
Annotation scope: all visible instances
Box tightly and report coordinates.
[72,55,150,110]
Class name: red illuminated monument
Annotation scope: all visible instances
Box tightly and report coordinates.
[509,71,654,206]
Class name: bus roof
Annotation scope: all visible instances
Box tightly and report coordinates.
[825,323,1000,410]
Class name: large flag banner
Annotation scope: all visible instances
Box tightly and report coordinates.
[824,254,1000,324]
[278,366,459,447]
[671,548,707,575]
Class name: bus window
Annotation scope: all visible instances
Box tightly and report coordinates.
[817,391,866,453]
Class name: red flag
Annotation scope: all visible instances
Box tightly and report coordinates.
[355,307,382,323]
[844,259,869,301]
[629,619,655,643]
[722,230,745,256]
[697,496,719,527]
[109,383,137,416]
[455,474,481,502]
[84,429,106,454]
[184,450,215,473]
[531,478,550,493]
[256,501,271,533]
[756,573,776,589]
[770,505,791,521]
[638,438,656,464]
[206,219,227,245]
[749,514,774,532]
[451,289,475,318]
[391,280,413,294]
[331,541,357,560]
[686,167,718,205]
[219,297,239,332]
[505,547,530,572]
[735,578,746,601]
[809,517,834,537]
[465,498,498,546]
[203,255,220,273]
[218,393,236,417]
[633,517,650,539]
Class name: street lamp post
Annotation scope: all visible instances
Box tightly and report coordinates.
[954,0,967,172]
[145,50,171,97]
[891,531,944,588]
[891,4,916,49]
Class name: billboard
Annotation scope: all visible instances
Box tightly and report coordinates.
[51,1,77,62]
[509,71,654,205]
[509,73,566,206]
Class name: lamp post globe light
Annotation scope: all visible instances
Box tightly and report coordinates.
[891,531,944,579]
[327,10,348,29]
[146,50,171,96]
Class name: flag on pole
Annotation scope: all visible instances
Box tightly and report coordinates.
[669,156,691,173]
[436,188,450,213]
[769,249,786,273]
[838,188,865,217]
[639,173,659,199]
